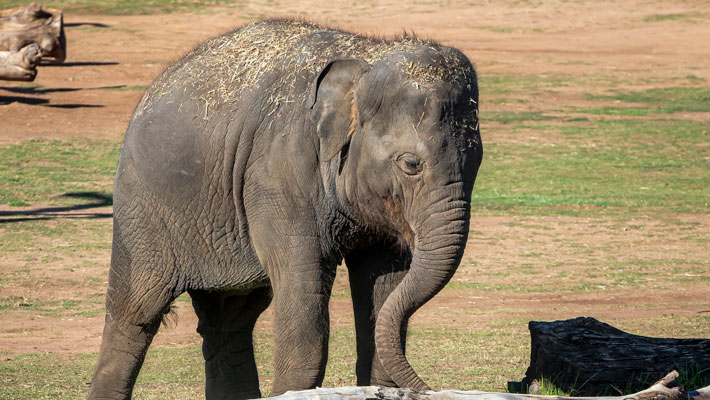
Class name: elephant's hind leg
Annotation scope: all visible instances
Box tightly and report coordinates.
[87,230,179,399]
[87,312,165,399]
[190,287,271,400]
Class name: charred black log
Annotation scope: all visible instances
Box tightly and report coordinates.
[522,317,710,396]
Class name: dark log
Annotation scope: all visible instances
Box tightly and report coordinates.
[522,317,710,396]
[263,371,709,400]
[0,2,65,63]
[0,43,41,81]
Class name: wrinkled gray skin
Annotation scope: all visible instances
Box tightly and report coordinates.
[87,19,482,400]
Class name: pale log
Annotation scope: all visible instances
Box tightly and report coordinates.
[0,43,41,81]
[263,371,709,400]
[0,2,65,63]
[522,317,710,396]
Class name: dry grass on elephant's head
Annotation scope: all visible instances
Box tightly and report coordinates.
[139,19,476,119]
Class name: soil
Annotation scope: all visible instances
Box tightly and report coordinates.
[1,0,708,368]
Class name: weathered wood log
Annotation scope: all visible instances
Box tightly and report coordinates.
[263,371,709,399]
[0,2,65,63]
[522,317,710,396]
[0,43,41,81]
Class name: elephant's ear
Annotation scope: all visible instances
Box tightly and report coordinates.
[309,58,371,161]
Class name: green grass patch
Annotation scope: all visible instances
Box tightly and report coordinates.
[0,296,44,311]
[0,323,525,397]
[643,13,698,23]
[0,352,94,399]
[0,138,120,207]
[2,318,707,398]
[685,74,707,83]
[488,97,529,105]
[0,217,112,254]
[677,366,710,393]
[479,72,645,98]
[472,119,710,215]
[586,87,710,113]
[408,323,528,391]
[0,328,349,399]
[0,347,206,399]
[446,281,532,292]
[486,111,554,124]
[446,257,706,293]
[480,73,569,96]
[576,106,656,116]
[530,365,710,396]
[0,297,86,316]
[528,377,571,395]
[565,116,591,122]
[474,25,514,33]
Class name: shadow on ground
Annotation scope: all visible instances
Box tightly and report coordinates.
[42,61,119,67]
[0,84,128,107]
[65,22,110,28]
[0,192,113,224]
[0,85,126,95]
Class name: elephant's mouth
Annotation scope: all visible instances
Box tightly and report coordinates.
[383,197,415,250]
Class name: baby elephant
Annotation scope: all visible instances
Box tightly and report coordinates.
[88,19,482,399]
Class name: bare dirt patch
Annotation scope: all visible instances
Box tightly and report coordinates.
[1,0,708,391]
[2,0,709,142]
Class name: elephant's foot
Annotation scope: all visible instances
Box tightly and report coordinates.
[202,332,262,400]
[370,369,398,388]
[87,316,161,400]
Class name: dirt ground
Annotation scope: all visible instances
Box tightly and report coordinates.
[1,0,708,380]
[3,0,710,143]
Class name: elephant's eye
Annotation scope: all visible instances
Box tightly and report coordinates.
[396,153,423,176]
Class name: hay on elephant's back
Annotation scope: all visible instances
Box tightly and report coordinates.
[138,19,476,118]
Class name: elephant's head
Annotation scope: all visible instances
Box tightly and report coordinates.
[310,47,482,390]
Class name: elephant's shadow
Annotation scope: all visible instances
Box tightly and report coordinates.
[0,192,113,223]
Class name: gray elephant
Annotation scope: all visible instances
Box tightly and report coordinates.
[87,19,482,400]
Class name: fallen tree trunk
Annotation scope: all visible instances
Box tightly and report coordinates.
[0,2,65,63]
[522,317,710,396]
[0,43,41,81]
[263,371,709,400]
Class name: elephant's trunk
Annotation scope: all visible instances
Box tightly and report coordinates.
[374,189,470,390]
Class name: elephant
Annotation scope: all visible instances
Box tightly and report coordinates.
[87,19,482,400]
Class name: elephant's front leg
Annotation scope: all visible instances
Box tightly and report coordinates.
[254,224,336,396]
[345,241,410,387]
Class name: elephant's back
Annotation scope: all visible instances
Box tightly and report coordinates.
[135,19,467,120]
[121,20,447,199]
